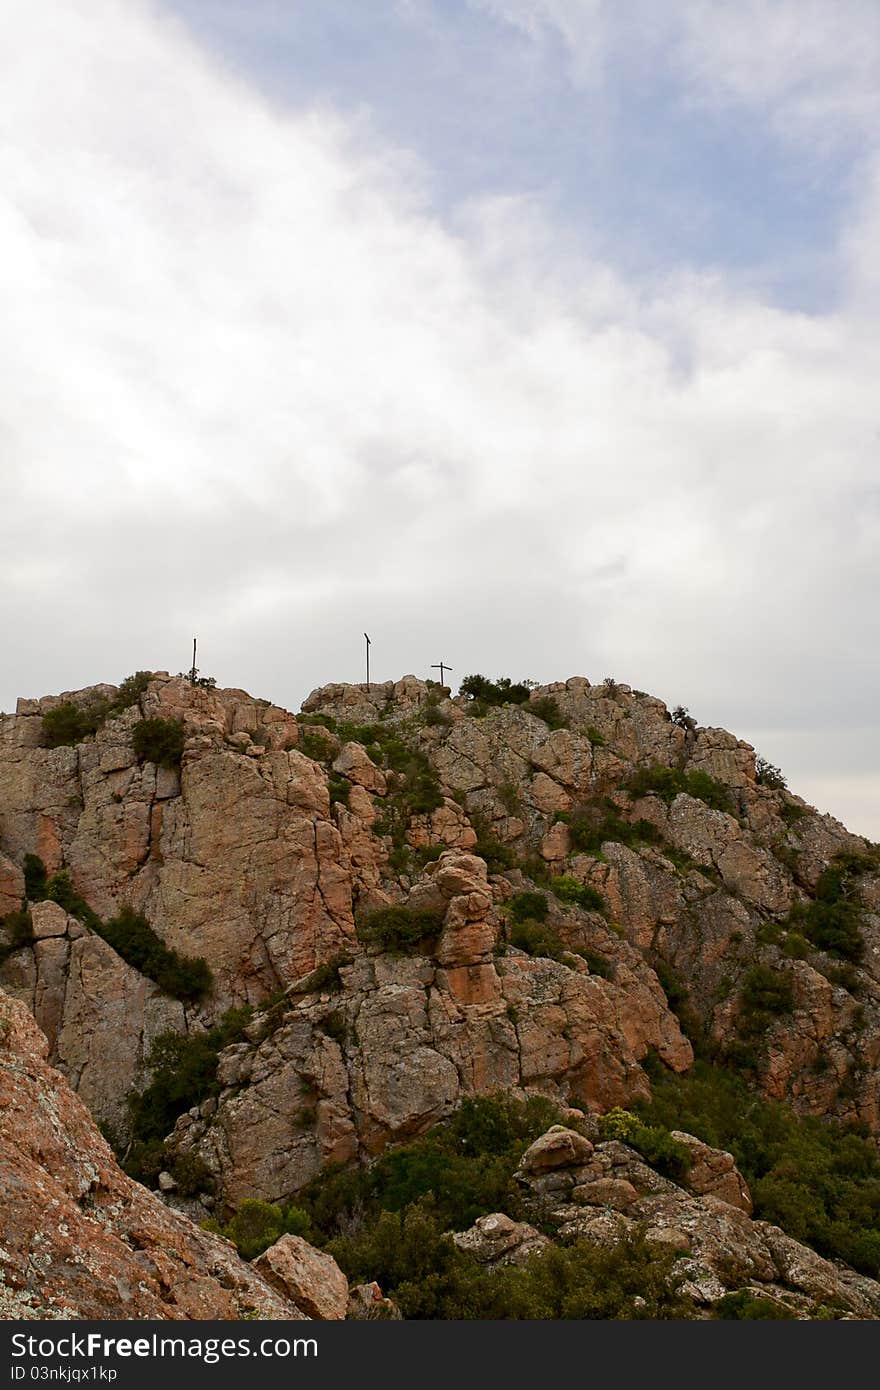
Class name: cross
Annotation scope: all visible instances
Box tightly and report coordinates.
[431,662,452,687]
[364,633,371,690]
[190,637,198,684]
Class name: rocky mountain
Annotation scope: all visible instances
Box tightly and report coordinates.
[1,669,879,1318]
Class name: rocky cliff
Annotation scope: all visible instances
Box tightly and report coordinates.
[1,670,878,1222]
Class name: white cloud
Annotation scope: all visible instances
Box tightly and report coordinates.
[467,0,606,85]
[1,0,878,839]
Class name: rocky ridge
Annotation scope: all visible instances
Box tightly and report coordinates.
[2,670,879,1217]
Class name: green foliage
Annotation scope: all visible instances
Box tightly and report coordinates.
[507,891,549,924]
[459,674,533,707]
[113,671,152,710]
[550,876,605,913]
[297,1095,570,1246]
[625,764,732,813]
[596,1109,691,1182]
[208,1200,311,1261]
[640,1060,880,1279]
[755,756,787,791]
[580,949,612,979]
[738,965,794,1035]
[423,702,453,728]
[304,953,353,993]
[23,853,48,901]
[169,1150,216,1197]
[509,918,567,962]
[782,931,810,960]
[125,1009,252,1178]
[356,904,444,952]
[529,696,566,730]
[671,705,696,730]
[45,871,101,929]
[40,674,154,749]
[42,873,211,1002]
[560,800,663,856]
[652,960,702,1046]
[101,906,211,1002]
[780,801,809,827]
[471,831,516,872]
[585,725,606,747]
[132,717,185,770]
[0,909,34,964]
[330,1207,692,1320]
[299,732,329,761]
[784,851,875,964]
[714,1291,797,1320]
[42,702,104,749]
[327,776,350,806]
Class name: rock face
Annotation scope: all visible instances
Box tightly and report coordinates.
[253,1236,349,1321]
[511,1125,880,1318]
[0,989,306,1320]
[2,901,184,1136]
[2,670,880,1225]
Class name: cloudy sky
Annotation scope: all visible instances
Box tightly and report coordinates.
[2,0,878,837]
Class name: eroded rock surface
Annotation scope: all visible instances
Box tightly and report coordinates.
[0,990,305,1320]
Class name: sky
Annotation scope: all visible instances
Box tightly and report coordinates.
[1,0,878,838]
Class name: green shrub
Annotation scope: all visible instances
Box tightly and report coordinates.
[458,675,533,709]
[561,800,663,856]
[170,1150,216,1197]
[782,932,810,960]
[40,674,155,750]
[471,832,516,872]
[755,757,787,791]
[625,764,732,813]
[42,873,210,1002]
[327,776,350,806]
[597,1109,691,1182]
[638,1059,880,1279]
[529,696,566,730]
[671,705,696,730]
[303,953,353,993]
[580,949,612,979]
[46,871,102,930]
[714,1291,797,1320]
[299,732,329,761]
[100,905,211,1002]
[42,702,104,749]
[209,1200,311,1261]
[585,726,606,747]
[0,909,34,964]
[113,672,152,711]
[330,1207,692,1320]
[298,1095,569,1244]
[23,853,48,901]
[550,876,605,913]
[507,891,549,925]
[132,717,185,770]
[125,1009,252,1176]
[509,918,566,962]
[739,965,794,1032]
[784,852,875,964]
[356,904,444,952]
[423,703,453,728]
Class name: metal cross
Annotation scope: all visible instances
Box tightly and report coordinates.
[364,633,371,690]
[190,637,198,684]
[431,662,452,687]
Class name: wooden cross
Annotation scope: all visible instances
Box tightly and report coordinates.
[364,633,371,690]
[431,662,452,687]
[190,638,198,684]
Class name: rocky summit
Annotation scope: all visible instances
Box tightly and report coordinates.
[1,669,879,1319]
